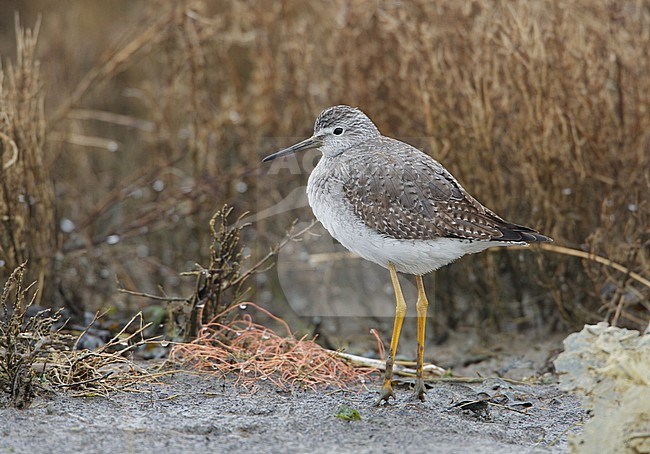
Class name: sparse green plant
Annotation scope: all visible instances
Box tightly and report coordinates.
[336,405,362,422]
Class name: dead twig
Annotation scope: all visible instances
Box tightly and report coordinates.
[46,312,161,397]
[50,9,176,127]
[117,288,187,302]
[333,351,445,378]
[532,244,650,290]
[1,264,71,408]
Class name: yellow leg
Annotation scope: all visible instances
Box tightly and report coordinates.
[414,275,429,401]
[374,262,406,406]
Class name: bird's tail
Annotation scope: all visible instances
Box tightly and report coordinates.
[496,223,552,243]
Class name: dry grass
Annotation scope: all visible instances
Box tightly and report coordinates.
[0,0,647,343]
[1,264,162,406]
[0,264,69,408]
[0,16,56,306]
[170,302,374,391]
[43,312,162,397]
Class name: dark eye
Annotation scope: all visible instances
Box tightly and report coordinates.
[333,127,344,135]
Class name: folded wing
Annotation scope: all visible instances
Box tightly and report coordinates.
[342,138,551,243]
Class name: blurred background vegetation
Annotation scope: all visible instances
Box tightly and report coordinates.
[0,0,647,358]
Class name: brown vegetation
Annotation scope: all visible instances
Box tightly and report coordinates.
[0,263,161,407]
[0,264,67,407]
[0,0,647,349]
[170,302,374,391]
[0,18,56,307]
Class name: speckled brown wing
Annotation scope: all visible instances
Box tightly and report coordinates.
[342,137,549,242]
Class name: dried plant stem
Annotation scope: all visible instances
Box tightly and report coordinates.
[333,351,445,378]
[0,132,18,170]
[532,244,650,290]
[117,288,187,302]
[230,220,317,288]
[50,10,175,127]
[46,312,160,397]
[0,16,55,305]
[1,264,70,407]
[303,244,650,290]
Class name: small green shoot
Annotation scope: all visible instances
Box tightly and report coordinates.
[336,405,361,422]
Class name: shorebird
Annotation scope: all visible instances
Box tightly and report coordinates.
[263,105,551,405]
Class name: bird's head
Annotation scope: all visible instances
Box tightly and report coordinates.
[262,105,380,162]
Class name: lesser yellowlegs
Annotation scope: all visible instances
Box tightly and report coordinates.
[263,105,551,405]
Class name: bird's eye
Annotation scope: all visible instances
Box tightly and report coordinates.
[333,127,344,135]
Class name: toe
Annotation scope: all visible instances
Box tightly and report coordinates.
[374,381,395,406]
[413,379,427,402]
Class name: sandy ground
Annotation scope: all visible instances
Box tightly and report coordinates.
[0,372,583,454]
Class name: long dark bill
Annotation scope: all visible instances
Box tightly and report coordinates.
[262,136,322,162]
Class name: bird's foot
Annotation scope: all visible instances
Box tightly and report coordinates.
[412,378,427,402]
[374,380,395,406]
